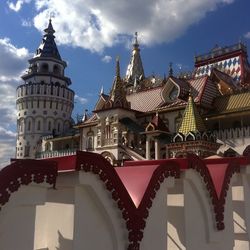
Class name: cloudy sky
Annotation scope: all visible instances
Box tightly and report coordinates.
[0,0,250,166]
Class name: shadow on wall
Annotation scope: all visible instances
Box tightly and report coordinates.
[56,231,73,250]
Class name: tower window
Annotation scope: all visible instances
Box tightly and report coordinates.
[28,121,31,131]
[37,120,41,131]
[41,63,49,73]
[57,123,61,132]
[48,121,51,131]
[53,64,60,75]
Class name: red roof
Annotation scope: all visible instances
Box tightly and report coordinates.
[126,86,164,112]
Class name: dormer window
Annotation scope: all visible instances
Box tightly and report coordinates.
[169,87,178,101]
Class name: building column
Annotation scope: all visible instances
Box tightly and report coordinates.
[146,136,151,160]
[165,145,169,159]
[155,138,160,160]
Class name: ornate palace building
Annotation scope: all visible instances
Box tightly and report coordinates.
[71,35,250,164]
[1,19,250,250]
[15,20,250,165]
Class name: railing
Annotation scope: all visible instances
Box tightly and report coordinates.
[195,43,246,63]
[213,126,250,141]
[36,148,78,159]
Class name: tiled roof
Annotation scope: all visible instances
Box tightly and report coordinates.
[188,76,208,103]
[178,94,206,135]
[170,77,190,98]
[213,91,250,114]
[126,86,164,112]
[157,99,186,111]
[34,19,62,60]
[211,68,237,88]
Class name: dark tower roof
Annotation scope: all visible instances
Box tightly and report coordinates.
[34,19,62,60]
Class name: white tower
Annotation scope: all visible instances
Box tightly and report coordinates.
[16,19,74,159]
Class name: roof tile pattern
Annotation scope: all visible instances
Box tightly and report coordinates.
[127,87,164,112]
[213,92,250,113]
[178,94,206,135]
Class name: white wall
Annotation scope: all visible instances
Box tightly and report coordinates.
[0,165,250,249]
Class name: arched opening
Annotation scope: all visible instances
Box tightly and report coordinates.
[186,133,195,141]
[41,63,49,73]
[87,131,94,151]
[48,121,51,131]
[45,142,51,151]
[53,64,60,75]
[37,120,41,131]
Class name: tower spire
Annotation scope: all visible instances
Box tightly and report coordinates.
[125,32,145,83]
[105,57,130,109]
[35,18,61,60]
[169,62,173,77]
[116,56,121,79]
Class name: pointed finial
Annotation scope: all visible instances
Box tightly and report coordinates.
[99,86,104,95]
[133,32,140,49]
[169,62,173,77]
[134,32,138,44]
[82,109,88,122]
[116,56,120,79]
[44,18,55,34]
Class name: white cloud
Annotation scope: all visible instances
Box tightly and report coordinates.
[0,38,30,81]
[7,0,32,12]
[102,55,112,63]
[75,95,88,105]
[0,38,31,166]
[244,32,250,39]
[8,0,235,53]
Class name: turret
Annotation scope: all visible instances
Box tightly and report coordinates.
[16,19,75,159]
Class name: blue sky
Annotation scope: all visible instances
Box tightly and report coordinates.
[0,0,250,166]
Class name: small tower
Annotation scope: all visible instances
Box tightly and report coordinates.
[168,93,220,158]
[105,57,130,109]
[125,32,145,85]
[16,19,75,159]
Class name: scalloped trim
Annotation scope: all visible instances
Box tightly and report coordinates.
[76,151,180,249]
[0,159,57,210]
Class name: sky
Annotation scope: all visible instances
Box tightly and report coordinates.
[0,0,250,166]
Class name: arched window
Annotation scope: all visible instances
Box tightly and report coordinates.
[186,134,194,141]
[87,131,94,150]
[53,64,60,75]
[28,121,31,131]
[57,123,61,132]
[48,121,51,131]
[37,120,41,131]
[45,142,51,151]
[41,63,49,73]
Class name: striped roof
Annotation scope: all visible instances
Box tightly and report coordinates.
[188,76,208,103]
[188,76,220,107]
[178,94,206,135]
[213,91,250,114]
[126,87,164,112]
